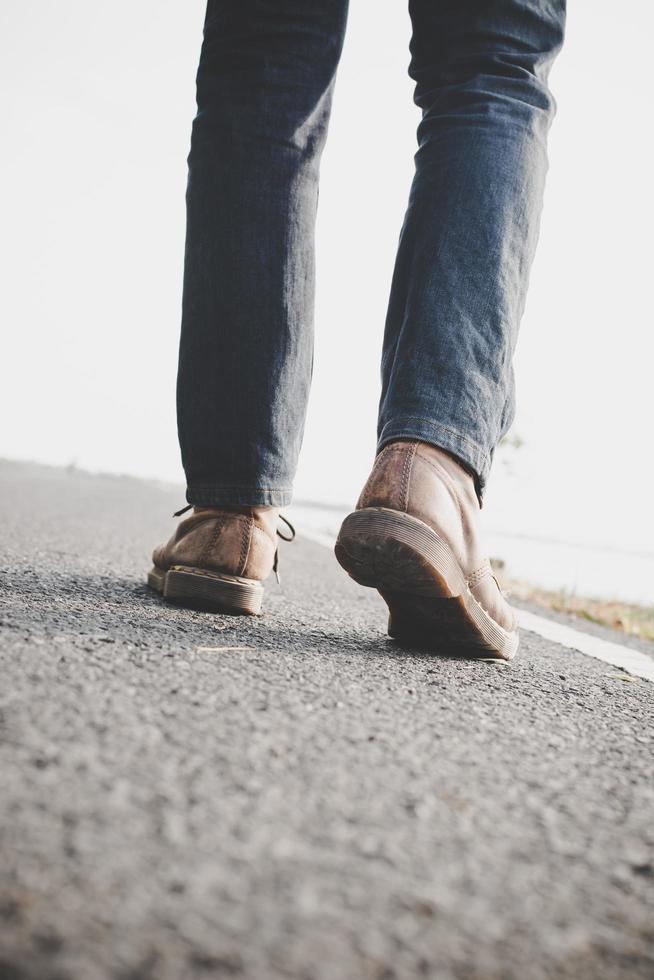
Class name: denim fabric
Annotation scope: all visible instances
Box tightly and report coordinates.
[177,0,565,507]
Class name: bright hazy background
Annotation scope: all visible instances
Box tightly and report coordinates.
[2,1,652,602]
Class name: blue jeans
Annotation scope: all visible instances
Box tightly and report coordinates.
[177,0,565,507]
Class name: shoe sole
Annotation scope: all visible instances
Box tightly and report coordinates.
[334,507,519,660]
[147,564,264,616]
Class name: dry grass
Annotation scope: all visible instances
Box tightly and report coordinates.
[490,561,654,643]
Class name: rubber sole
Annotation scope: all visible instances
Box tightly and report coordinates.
[334,507,519,660]
[147,564,264,616]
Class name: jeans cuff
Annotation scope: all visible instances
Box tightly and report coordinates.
[186,485,293,508]
[376,418,491,506]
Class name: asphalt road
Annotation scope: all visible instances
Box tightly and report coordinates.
[1,460,653,980]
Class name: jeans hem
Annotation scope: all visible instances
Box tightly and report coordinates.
[186,485,293,508]
[376,418,490,505]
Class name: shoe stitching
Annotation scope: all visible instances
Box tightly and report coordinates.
[238,516,253,577]
[467,559,491,588]
[168,564,260,586]
[400,442,418,512]
[200,515,226,566]
[360,445,398,509]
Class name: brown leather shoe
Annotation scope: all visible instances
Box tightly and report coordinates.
[334,440,519,659]
[148,505,290,615]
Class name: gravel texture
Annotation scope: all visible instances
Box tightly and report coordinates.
[1,459,653,980]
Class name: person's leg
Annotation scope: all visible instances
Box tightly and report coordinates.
[377,0,566,503]
[336,1,565,656]
[177,0,349,508]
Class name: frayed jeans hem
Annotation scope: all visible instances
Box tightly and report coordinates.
[186,485,293,508]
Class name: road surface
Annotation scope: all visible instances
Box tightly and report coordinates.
[1,460,653,980]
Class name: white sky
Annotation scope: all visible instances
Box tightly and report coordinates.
[2,1,652,568]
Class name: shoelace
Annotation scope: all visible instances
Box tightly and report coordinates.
[273,515,295,585]
[172,504,295,583]
[276,514,295,541]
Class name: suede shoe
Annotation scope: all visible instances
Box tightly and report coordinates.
[148,505,293,615]
[335,440,519,659]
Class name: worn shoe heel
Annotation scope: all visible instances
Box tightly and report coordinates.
[147,564,264,615]
[335,507,518,659]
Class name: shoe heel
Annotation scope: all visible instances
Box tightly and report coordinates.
[335,507,463,597]
[147,565,264,615]
[335,508,518,660]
